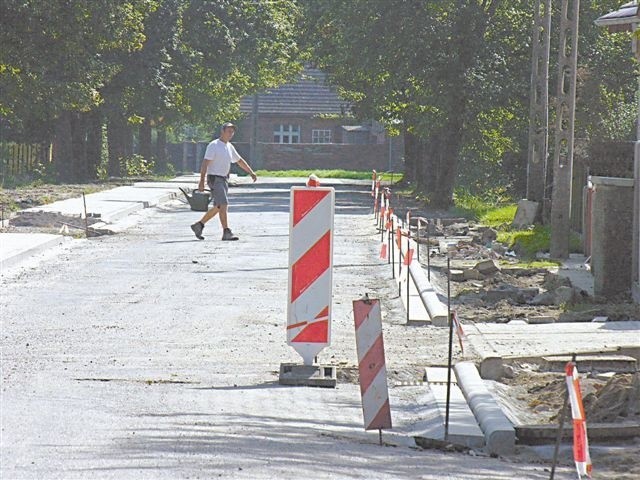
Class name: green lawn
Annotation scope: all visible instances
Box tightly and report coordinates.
[252,169,403,182]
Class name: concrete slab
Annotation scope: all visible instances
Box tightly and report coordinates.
[0,233,65,270]
[553,253,594,296]
[541,354,637,373]
[465,321,640,362]
[426,382,485,448]
[424,366,457,384]
[278,363,337,388]
[512,199,539,227]
[21,185,178,223]
[400,270,431,324]
[516,422,640,445]
[390,221,448,325]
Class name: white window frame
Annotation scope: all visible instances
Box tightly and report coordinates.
[274,124,301,144]
[312,129,332,144]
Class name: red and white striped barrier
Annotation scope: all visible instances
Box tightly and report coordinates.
[452,311,466,353]
[352,297,392,431]
[565,362,592,479]
[371,170,377,197]
[287,186,335,365]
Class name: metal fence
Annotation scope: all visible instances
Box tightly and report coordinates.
[0,142,51,177]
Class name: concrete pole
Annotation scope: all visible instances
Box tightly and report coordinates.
[550,0,580,259]
[526,0,552,204]
[633,31,640,302]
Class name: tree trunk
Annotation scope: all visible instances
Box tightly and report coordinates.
[85,110,103,180]
[139,118,152,162]
[107,113,126,177]
[403,130,418,185]
[53,110,74,182]
[416,2,494,209]
[155,126,168,170]
[70,112,87,182]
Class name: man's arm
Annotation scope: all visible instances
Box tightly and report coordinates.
[237,158,257,182]
[198,159,211,191]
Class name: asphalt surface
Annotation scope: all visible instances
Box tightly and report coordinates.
[0,177,611,479]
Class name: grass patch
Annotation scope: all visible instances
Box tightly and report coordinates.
[500,259,562,268]
[479,205,517,227]
[497,225,582,258]
[451,191,583,259]
[450,188,514,222]
[253,169,403,182]
[497,225,551,257]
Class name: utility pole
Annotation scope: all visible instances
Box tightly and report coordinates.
[526,0,552,205]
[550,0,580,259]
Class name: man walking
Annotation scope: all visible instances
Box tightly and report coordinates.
[190,122,257,241]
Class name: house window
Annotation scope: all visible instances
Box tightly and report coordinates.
[312,129,332,144]
[274,124,300,144]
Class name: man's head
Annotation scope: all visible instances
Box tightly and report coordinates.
[219,122,236,142]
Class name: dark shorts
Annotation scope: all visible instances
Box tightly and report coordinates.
[207,175,229,207]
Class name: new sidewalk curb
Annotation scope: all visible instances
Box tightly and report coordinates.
[454,361,516,455]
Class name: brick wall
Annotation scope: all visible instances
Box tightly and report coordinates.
[234,142,402,172]
[235,115,346,144]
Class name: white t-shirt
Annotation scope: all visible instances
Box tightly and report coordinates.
[203,139,241,176]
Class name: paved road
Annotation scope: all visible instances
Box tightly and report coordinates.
[1,180,562,479]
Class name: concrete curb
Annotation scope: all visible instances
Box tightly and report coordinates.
[0,233,66,271]
[405,236,448,325]
[423,367,485,448]
[454,361,515,455]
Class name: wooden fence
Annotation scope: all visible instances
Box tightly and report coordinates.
[0,142,51,177]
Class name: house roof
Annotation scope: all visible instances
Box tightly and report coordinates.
[239,68,350,115]
[595,1,639,32]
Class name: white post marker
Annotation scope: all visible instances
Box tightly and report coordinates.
[353,297,392,433]
[286,186,335,366]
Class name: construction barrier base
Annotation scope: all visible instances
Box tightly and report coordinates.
[278,363,337,388]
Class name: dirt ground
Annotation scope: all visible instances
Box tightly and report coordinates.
[3,182,639,477]
[389,190,640,476]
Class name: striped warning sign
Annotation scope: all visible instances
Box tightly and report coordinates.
[287,186,335,365]
[353,297,392,431]
[565,361,592,479]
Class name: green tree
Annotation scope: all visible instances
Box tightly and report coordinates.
[302,0,637,208]
[1,0,303,181]
[0,0,153,181]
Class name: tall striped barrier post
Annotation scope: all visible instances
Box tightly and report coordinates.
[353,296,392,444]
[279,184,337,387]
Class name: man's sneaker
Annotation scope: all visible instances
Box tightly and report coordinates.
[191,222,205,240]
[222,228,239,241]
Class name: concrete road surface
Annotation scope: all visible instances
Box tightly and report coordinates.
[1,179,563,479]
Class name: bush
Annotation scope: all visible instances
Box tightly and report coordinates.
[120,154,155,177]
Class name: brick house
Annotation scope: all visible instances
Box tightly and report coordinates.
[232,68,403,172]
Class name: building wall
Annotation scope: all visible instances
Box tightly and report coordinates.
[231,113,404,172]
[235,115,346,144]
[233,142,401,172]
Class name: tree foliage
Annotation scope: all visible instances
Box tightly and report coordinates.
[301,0,637,207]
[0,0,302,181]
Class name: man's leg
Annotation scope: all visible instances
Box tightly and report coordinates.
[218,204,238,241]
[191,205,219,240]
[200,205,220,224]
[218,204,229,229]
